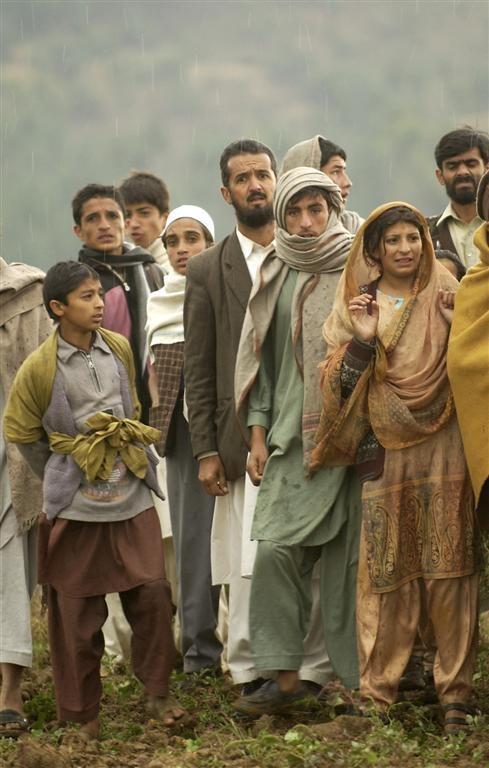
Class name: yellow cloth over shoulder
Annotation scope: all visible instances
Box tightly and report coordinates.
[3,327,140,444]
[49,412,160,482]
[448,223,489,507]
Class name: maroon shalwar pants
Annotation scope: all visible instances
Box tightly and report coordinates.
[48,579,176,723]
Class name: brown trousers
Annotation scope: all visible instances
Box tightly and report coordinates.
[48,579,176,723]
[357,532,479,708]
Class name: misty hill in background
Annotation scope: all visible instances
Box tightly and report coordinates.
[1,0,487,269]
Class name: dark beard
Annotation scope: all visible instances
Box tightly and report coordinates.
[446,177,477,205]
[233,201,274,228]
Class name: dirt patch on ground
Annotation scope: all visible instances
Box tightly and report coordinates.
[1,605,489,768]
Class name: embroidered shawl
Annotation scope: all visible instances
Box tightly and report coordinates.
[311,202,460,470]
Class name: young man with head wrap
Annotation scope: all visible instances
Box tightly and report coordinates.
[184,142,334,699]
[281,135,364,235]
[234,168,362,715]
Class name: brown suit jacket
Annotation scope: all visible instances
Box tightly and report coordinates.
[183,231,252,481]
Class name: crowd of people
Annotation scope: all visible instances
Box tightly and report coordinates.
[0,125,488,741]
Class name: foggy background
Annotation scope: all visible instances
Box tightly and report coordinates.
[1,0,487,269]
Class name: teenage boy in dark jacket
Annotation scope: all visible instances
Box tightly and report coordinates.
[73,183,163,423]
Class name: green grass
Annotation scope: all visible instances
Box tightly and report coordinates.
[1,600,488,768]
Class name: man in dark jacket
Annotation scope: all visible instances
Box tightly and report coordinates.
[183,139,277,694]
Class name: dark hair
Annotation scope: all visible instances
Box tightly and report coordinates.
[43,261,99,321]
[219,139,277,186]
[434,127,489,168]
[318,138,347,167]
[71,184,126,225]
[364,207,425,265]
[287,185,341,214]
[162,222,214,249]
[435,248,466,281]
[118,171,170,214]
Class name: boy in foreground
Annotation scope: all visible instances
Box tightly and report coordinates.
[3,261,183,739]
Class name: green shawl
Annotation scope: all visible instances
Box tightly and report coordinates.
[4,327,140,445]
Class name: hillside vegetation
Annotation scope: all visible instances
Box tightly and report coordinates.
[1,0,487,269]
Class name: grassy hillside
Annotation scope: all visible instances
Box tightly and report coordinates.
[1,0,487,269]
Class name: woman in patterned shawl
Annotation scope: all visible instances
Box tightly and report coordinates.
[311,202,480,733]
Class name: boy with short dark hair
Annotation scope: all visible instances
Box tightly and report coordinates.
[4,261,182,739]
[73,182,164,423]
[119,171,171,272]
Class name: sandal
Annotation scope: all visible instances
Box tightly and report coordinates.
[443,702,472,735]
[0,709,29,739]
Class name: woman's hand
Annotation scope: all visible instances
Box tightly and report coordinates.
[438,289,456,325]
[247,425,269,486]
[348,293,379,343]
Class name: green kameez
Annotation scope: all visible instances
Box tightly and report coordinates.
[248,270,361,687]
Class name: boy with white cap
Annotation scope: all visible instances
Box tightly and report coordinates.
[146,206,223,677]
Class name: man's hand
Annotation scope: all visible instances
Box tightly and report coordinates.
[198,455,229,496]
[438,289,456,325]
[247,426,269,486]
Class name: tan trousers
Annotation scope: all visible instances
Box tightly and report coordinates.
[357,532,479,707]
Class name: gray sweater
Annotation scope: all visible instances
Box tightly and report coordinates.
[18,332,160,521]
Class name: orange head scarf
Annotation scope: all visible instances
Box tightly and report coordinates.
[311,202,459,469]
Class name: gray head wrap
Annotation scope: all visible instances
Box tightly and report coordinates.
[273,166,343,229]
[280,135,324,175]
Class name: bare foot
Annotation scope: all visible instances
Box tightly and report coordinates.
[80,717,100,740]
[60,718,100,746]
[147,695,185,727]
[0,662,25,715]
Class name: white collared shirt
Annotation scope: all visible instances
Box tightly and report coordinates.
[235,227,275,283]
[437,203,482,268]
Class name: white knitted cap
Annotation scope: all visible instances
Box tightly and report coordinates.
[164,205,215,240]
